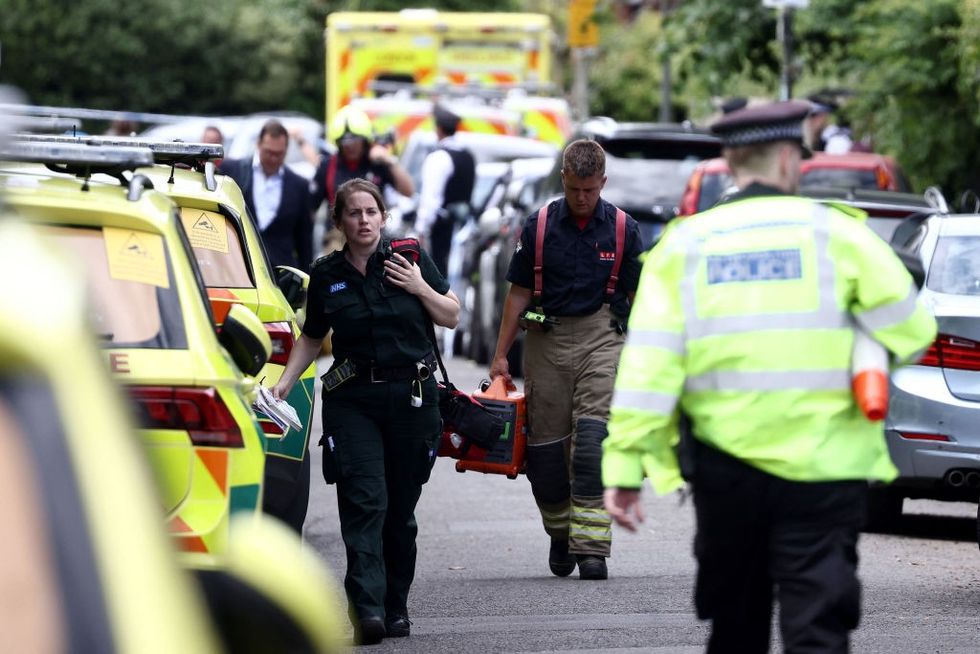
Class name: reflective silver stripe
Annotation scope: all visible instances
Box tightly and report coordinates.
[685,368,851,393]
[854,284,919,333]
[626,329,685,354]
[612,388,678,414]
[679,203,848,338]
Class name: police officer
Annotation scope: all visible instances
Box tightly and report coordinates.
[272,178,459,645]
[602,100,937,653]
[416,104,476,277]
[310,106,414,219]
[490,139,643,581]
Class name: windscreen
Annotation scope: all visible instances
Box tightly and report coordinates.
[927,234,980,296]
[40,225,185,348]
[603,156,704,209]
[178,207,253,288]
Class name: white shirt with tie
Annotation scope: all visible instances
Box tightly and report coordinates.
[251,154,284,232]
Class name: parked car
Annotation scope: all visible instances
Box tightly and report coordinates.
[0,141,270,559]
[536,117,723,248]
[679,152,912,217]
[867,210,980,529]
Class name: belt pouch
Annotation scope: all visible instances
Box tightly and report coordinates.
[320,359,356,392]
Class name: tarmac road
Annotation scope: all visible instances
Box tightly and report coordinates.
[304,355,980,653]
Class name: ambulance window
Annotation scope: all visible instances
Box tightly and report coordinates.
[178,207,254,289]
[40,225,186,349]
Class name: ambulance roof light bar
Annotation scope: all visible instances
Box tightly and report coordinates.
[0,141,157,200]
[366,79,558,99]
[12,133,223,161]
[0,140,155,168]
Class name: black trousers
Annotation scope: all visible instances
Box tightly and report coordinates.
[692,441,866,654]
[320,376,440,622]
[429,215,453,278]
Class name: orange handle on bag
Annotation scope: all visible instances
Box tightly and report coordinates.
[480,375,517,400]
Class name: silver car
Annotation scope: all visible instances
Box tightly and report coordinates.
[873,213,980,529]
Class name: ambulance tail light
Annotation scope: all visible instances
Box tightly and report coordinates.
[917,334,980,371]
[130,386,244,447]
[265,321,294,366]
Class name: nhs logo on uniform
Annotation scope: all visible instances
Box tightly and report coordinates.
[706,249,802,284]
[330,281,347,294]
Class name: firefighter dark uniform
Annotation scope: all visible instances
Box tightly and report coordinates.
[603,101,937,653]
[302,239,447,639]
[310,153,396,216]
[507,196,642,576]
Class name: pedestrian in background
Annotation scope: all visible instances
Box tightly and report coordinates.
[490,139,642,581]
[603,100,937,653]
[219,119,313,273]
[271,179,459,645]
[416,104,476,277]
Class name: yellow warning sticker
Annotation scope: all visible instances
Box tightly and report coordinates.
[180,207,228,253]
[103,227,169,288]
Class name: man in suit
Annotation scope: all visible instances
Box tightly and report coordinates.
[220,119,313,273]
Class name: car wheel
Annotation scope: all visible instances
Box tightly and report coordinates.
[864,486,903,533]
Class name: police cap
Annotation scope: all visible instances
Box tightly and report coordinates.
[433,104,461,134]
[710,100,812,155]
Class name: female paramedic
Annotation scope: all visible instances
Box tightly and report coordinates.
[272,178,459,645]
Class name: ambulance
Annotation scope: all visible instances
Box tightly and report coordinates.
[326,9,570,149]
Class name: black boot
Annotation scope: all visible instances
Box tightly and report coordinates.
[356,615,386,645]
[385,612,412,638]
[549,538,576,577]
[576,555,608,580]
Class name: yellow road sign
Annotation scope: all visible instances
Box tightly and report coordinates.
[568,0,599,49]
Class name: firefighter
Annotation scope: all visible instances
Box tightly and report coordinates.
[602,100,937,653]
[272,179,459,645]
[310,106,414,232]
[490,139,643,580]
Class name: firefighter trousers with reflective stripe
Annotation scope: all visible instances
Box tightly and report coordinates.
[692,440,866,654]
[524,306,625,557]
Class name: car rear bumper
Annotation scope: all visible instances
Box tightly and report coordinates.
[886,365,980,487]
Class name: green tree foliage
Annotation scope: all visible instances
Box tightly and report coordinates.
[796,0,980,194]
[0,0,513,119]
[589,12,667,121]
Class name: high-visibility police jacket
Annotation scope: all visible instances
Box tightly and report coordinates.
[602,189,938,494]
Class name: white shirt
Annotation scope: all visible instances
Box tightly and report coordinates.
[416,136,459,237]
[251,154,284,231]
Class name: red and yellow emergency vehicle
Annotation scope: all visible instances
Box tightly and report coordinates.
[326,9,570,149]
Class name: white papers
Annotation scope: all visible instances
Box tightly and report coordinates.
[253,384,303,433]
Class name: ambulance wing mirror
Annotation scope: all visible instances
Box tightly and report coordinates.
[892,245,925,290]
[275,266,309,311]
[219,303,271,376]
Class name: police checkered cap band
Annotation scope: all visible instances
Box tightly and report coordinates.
[721,122,804,147]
